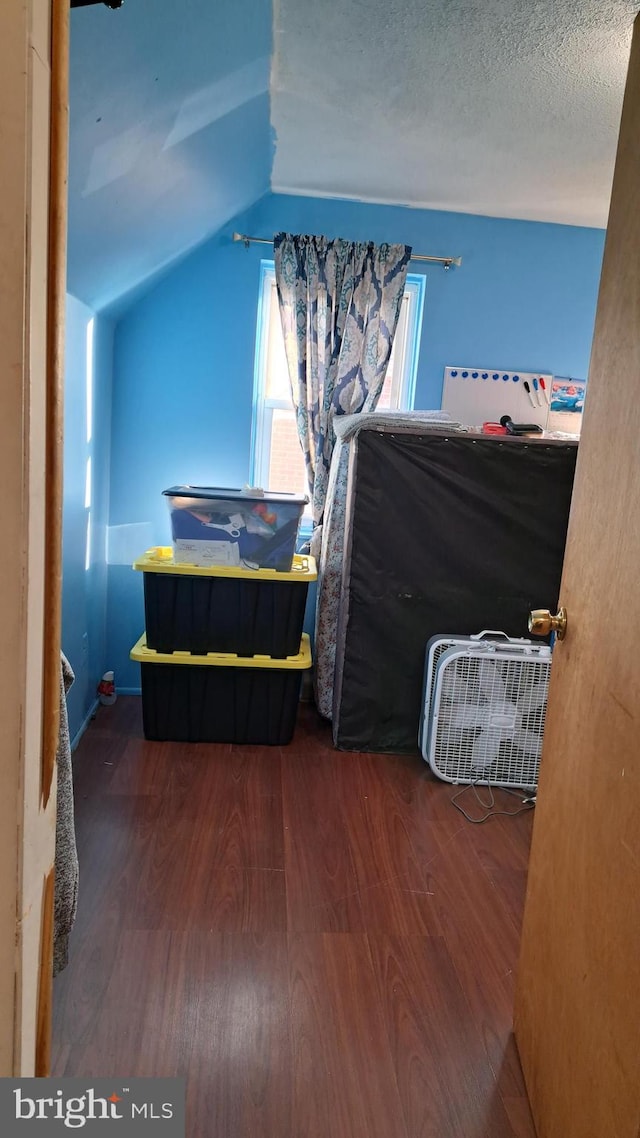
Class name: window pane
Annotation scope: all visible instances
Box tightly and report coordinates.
[376,340,397,409]
[375,291,410,410]
[253,266,422,502]
[266,282,292,401]
[268,408,309,499]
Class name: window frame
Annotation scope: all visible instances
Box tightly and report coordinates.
[250,260,425,496]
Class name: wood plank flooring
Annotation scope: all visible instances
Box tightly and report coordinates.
[53,697,536,1138]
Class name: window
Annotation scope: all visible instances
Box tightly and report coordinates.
[250,262,425,503]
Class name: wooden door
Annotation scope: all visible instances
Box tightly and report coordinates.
[514,16,640,1138]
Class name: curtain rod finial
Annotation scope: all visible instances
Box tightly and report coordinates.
[232,232,251,249]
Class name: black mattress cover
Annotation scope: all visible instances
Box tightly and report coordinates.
[332,430,578,753]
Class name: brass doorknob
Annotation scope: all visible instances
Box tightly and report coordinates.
[528,606,567,640]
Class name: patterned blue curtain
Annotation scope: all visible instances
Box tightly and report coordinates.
[274,232,412,554]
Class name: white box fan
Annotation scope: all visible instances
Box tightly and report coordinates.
[420,633,551,790]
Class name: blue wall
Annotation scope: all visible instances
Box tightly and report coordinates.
[109,192,605,688]
[62,294,114,742]
[68,0,272,313]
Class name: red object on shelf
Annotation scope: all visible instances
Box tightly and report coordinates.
[482,422,508,435]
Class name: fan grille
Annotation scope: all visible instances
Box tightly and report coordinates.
[430,651,550,788]
[425,638,458,708]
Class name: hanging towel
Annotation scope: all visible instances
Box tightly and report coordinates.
[53,653,78,976]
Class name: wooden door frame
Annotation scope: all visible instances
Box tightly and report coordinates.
[42,0,69,817]
[0,0,68,1076]
[37,0,70,1076]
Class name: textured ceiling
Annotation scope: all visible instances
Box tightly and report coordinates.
[68,0,272,312]
[271,0,638,227]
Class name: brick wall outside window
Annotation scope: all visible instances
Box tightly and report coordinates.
[268,410,308,496]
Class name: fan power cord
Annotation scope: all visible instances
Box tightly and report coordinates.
[450,779,536,824]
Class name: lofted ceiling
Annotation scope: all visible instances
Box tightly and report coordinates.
[271,0,637,228]
[67,0,637,312]
[67,0,272,312]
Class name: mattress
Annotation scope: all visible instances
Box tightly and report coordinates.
[313,410,457,719]
[331,429,578,753]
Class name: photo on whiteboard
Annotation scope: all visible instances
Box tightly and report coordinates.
[550,378,586,413]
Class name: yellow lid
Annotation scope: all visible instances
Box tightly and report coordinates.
[132,548,317,582]
[130,632,312,670]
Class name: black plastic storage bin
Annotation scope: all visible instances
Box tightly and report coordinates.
[133,548,316,657]
[130,633,312,745]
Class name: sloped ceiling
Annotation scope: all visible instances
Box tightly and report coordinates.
[271,0,637,228]
[68,0,638,312]
[67,0,272,312]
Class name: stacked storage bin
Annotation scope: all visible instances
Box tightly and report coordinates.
[130,544,315,745]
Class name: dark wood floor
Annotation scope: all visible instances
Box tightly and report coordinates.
[53,697,536,1138]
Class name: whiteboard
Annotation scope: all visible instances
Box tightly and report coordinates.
[441,366,552,429]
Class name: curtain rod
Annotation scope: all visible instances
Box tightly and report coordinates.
[232,232,462,270]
